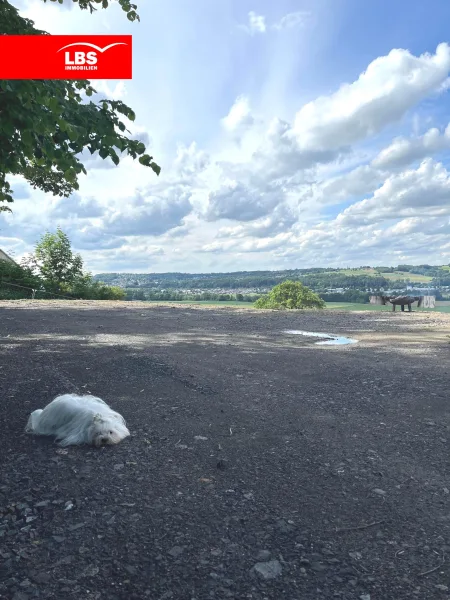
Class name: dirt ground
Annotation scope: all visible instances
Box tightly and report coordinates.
[1,300,450,600]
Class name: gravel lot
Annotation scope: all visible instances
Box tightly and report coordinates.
[1,300,450,599]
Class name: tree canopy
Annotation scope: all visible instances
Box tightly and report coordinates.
[254,280,326,310]
[0,0,160,212]
[33,227,84,288]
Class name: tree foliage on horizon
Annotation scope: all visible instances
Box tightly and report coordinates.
[254,280,326,310]
[0,227,125,300]
[0,0,160,212]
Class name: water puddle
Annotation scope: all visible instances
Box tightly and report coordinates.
[283,330,358,346]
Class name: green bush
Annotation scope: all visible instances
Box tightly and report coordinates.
[0,259,42,298]
[254,280,325,310]
[69,276,126,300]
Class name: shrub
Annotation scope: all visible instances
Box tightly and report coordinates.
[254,280,325,310]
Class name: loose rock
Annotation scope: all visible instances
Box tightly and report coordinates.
[252,560,282,580]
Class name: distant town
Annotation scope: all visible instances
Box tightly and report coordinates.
[93,264,450,304]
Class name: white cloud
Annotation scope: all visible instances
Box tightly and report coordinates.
[205,181,281,222]
[201,232,292,254]
[87,242,166,273]
[93,80,127,101]
[97,187,194,237]
[293,43,450,151]
[273,11,310,31]
[243,11,267,35]
[51,193,104,219]
[221,96,255,133]
[372,124,450,169]
[314,165,385,204]
[337,159,450,226]
[218,203,298,239]
[239,10,311,35]
[173,142,209,177]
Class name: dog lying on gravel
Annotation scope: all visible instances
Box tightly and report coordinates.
[25,394,130,447]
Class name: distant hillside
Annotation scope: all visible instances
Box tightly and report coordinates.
[94,264,449,292]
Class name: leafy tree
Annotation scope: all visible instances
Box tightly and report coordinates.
[254,280,325,310]
[33,228,84,289]
[0,0,160,213]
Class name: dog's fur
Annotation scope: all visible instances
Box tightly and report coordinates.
[25,394,130,447]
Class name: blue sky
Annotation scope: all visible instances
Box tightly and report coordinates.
[2,0,450,273]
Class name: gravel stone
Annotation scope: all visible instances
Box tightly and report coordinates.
[256,550,272,561]
[252,560,283,580]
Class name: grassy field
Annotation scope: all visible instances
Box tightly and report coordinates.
[142,299,450,313]
[327,268,433,282]
[379,271,432,282]
[326,301,450,313]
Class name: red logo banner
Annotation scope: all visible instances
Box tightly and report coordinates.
[0,35,132,79]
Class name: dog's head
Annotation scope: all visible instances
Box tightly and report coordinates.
[88,413,130,447]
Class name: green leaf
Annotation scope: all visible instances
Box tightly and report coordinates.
[1,120,15,137]
[21,130,33,146]
[48,97,60,113]
[136,142,146,155]
[150,162,161,176]
[67,127,79,142]
[57,119,68,132]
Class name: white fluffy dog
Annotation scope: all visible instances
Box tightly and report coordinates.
[26,394,130,447]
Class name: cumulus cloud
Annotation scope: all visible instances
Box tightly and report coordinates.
[252,117,338,180]
[205,181,281,222]
[201,232,292,254]
[98,187,193,237]
[177,44,450,265]
[337,159,450,226]
[85,243,165,273]
[293,43,450,151]
[314,165,385,204]
[389,216,450,236]
[372,124,450,169]
[173,142,209,178]
[221,96,256,135]
[51,194,104,219]
[70,228,126,251]
[217,204,298,239]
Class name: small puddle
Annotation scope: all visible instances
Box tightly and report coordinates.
[283,330,358,346]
